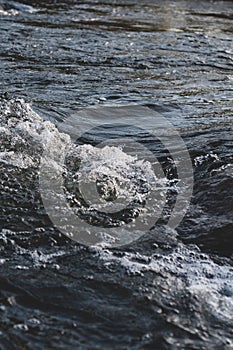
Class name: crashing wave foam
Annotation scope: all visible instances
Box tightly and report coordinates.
[94,243,233,327]
[1,98,165,241]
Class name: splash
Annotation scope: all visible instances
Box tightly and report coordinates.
[1,98,166,244]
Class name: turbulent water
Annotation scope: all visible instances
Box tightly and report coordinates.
[0,1,233,349]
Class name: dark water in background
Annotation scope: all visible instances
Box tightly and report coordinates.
[0,1,233,349]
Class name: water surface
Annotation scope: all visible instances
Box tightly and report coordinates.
[0,1,233,349]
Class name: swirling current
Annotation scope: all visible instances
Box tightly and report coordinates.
[0,1,233,349]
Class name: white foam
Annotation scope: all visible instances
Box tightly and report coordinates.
[94,244,233,323]
[1,98,71,168]
[194,152,219,167]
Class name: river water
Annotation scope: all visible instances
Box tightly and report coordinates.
[0,1,233,349]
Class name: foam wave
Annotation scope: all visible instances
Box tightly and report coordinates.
[0,98,71,168]
[0,98,167,239]
[94,243,233,327]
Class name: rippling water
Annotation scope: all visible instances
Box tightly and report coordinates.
[0,1,233,349]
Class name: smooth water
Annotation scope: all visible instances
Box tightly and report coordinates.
[0,1,233,349]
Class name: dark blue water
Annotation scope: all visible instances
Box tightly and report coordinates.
[0,1,233,349]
